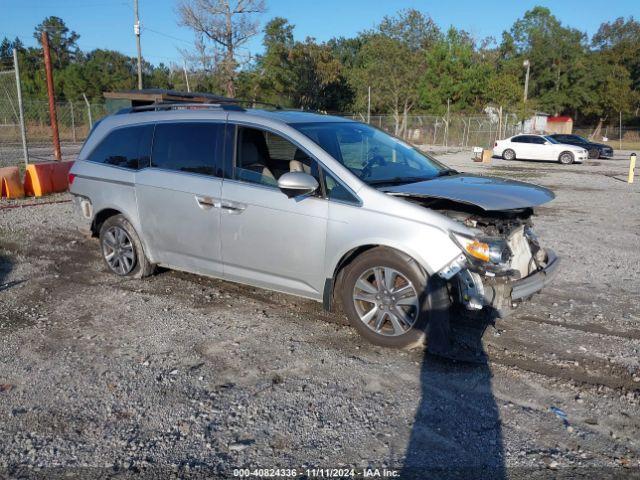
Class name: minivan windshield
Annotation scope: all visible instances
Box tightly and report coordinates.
[293,122,453,186]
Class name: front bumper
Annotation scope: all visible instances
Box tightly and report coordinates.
[600,148,614,158]
[453,248,560,316]
[510,249,560,300]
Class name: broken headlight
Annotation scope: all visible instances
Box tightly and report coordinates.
[451,232,511,266]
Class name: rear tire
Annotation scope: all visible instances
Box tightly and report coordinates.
[99,215,155,279]
[339,247,451,349]
[502,149,516,161]
[559,151,574,164]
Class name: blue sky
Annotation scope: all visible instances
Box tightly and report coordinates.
[1,0,639,65]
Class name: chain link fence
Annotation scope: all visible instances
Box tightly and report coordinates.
[573,126,640,152]
[0,67,23,168]
[343,113,521,150]
[0,96,107,168]
[1,85,635,170]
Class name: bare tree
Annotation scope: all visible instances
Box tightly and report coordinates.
[178,0,266,97]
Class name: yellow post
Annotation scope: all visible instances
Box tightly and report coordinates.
[629,153,636,184]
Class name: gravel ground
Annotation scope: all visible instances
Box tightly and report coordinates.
[1,150,639,479]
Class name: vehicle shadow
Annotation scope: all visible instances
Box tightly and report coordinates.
[0,252,17,292]
[401,301,506,479]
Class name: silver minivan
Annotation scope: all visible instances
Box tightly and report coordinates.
[70,103,559,349]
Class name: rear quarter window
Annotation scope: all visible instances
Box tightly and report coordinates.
[87,124,153,169]
[151,122,223,176]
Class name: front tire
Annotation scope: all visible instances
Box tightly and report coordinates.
[559,151,574,164]
[99,215,154,278]
[502,149,516,161]
[339,247,451,349]
[588,148,600,159]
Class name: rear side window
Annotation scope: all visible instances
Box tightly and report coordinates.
[529,136,546,144]
[511,136,528,143]
[151,122,223,176]
[87,124,153,169]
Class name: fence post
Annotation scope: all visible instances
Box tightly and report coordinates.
[13,48,29,166]
[69,100,77,143]
[444,99,450,151]
[82,93,93,129]
[619,111,622,152]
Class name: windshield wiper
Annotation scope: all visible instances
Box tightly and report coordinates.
[435,169,458,177]
[367,176,435,186]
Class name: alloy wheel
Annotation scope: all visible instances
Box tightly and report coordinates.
[560,152,573,164]
[102,226,136,275]
[352,267,419,337]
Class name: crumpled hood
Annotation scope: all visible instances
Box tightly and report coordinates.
[382,174,555,211]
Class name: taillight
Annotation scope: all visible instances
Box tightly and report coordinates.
[494,142,498,147]
[68,173,76,185]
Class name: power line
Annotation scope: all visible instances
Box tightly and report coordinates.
[143,27,192,45]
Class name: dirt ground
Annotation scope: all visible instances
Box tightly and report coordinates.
[1,149,639,479]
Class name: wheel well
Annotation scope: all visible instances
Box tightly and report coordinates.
[91,208,121,237]
[559,150,574,159]
[325,244,418,312]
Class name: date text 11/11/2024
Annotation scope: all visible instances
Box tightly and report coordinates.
[233,468,400,478]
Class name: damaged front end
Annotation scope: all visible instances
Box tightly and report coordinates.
[414,198,559,317]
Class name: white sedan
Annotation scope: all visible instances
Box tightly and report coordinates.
[493,134,588,164]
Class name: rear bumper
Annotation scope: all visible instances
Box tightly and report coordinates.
[511,249,560,300]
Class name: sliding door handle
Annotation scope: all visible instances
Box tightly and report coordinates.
[195,195,217,209]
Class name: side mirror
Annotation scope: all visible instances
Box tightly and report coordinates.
[544,141,551,145]
[277,172,319,198]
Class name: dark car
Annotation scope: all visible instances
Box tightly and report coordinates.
[549,134,614,159]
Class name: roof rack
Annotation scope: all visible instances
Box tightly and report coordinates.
[116,102,246,114]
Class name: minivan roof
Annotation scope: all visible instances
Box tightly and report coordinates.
[242,108,353,124]
[114,104,354,126]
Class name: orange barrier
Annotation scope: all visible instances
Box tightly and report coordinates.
[0,166,25,199]
[23,161,74,197]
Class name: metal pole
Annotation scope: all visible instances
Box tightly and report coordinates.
[69,101,77,143]
[619,111,622,151]
[444,98,450,150]
[42,31,62,161]
[82,93,93,129]
[183,61,191,92]
[524,63,530,103]
[13,48,29,166]
[367,86,371,124]
[134,0,143,90]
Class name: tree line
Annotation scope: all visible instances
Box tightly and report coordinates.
[1,5,639,132]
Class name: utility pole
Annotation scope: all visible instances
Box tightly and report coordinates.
[41,31,62,161]
[134,0,143,90]
[13,48,29,166]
